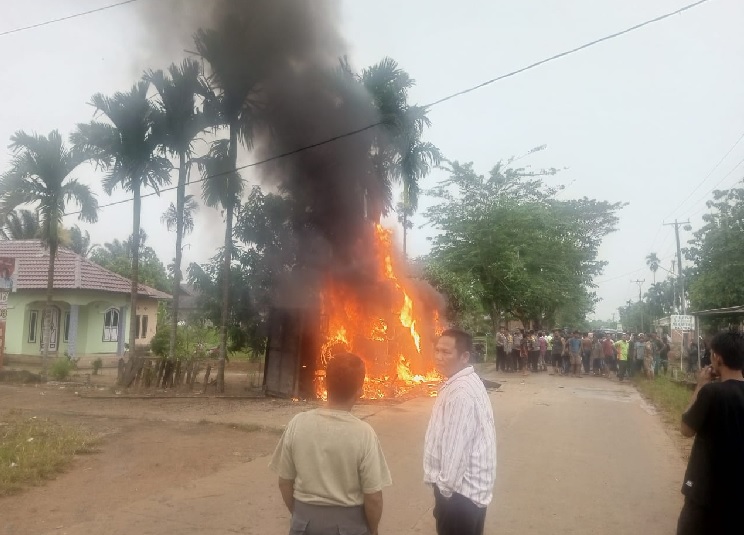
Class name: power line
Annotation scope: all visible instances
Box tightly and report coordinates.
[63,0,714,217]
[0,0,141,38]
[663,131,744,220]
[425,0,714,108]
[64,122,382,216]
[687,155,744,218]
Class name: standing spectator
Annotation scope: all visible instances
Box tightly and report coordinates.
[270,353,391,535]
[634,334,647,377]
[538,331,548,371]
[644,335,656,380]
[520,330,530,376]
[581,333,593,375]
[511,330,523,374]
[659,336,671,375]
[615,333,630,382]
[651,333,664,376]
[602,333,616,378]
[568,331,583,377]
[627,333,637,376]
[527,330,539,373]
[496,327,507,372]
[505,331,513,372]
[591,334,603,376]
[688,342,699,373]
[677,332,744,534]
[551,330,565,375]
[424,329,497,535]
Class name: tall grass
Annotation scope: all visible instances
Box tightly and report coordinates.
[633,374,692,425]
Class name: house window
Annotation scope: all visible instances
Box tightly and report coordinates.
[103,308,119,342]
[63,312,70,343]
[135,315,149,340]
[28,310,39,343]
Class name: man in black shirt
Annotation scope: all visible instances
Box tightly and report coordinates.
[677,331,744,535]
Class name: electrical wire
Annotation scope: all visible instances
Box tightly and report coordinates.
[663,131,744,221]
[0,0,142,38]
[62,0,715,217]
[686,156,744,218]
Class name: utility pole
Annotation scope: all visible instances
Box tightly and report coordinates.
[631,279,645,332]
[664,219,690,315]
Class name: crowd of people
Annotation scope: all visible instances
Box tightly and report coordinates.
[495,328,676,381]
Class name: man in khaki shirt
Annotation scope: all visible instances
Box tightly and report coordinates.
[270,353,392,535]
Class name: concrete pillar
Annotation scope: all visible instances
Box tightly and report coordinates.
[117,306,127,357]
[67,305,80,357]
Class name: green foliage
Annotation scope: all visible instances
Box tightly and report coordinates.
[91,358,103,375]
[685,186,744,314]
[65,225,92,258]
[424,156,624,331]
[89,231,170,292]
[0,209,41,240]
[49,358,74,381]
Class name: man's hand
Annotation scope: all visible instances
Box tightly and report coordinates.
[278,477,295,514]
[697,366,714,387]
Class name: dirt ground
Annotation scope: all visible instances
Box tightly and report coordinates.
[0,365,689,535]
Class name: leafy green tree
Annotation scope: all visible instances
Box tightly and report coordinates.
[424,157,622,331]
[0,130,98,368]
[73,82,171,365]
[685,186,744,312]
[0,209,41,240]
[147,59,210,360]
[90,232,170,293]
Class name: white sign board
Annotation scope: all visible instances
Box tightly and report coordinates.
[671,314,695,331]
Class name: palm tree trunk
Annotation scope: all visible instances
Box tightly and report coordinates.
[169,150,187,360]
[402,212,408,258]
[217,123,239,393]
[217,202,232,393]
[129,185,142,367]
[41,246,56,375]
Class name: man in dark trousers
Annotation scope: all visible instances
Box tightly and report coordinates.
[424,329,497,535]
[677,331,744,535]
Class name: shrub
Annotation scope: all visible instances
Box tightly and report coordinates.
[91,358,103,375]
[49,358,74,381]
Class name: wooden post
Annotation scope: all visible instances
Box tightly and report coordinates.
[201,364,212,394]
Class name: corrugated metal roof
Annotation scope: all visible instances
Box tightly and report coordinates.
[0,240,171,299]
[691,306,744,317]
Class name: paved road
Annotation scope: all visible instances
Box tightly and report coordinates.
[43,368,686,534]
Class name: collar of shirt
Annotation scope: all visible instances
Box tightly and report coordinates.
[440,366,474,391]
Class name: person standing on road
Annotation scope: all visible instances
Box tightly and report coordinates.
[568,331,583,377]
[581,333,593,375]
[551,329,565,375]
[270,353,392,535]
[677,331,744,535]
[424,329,497,535]
[615,333,630,381]
[511,330,523,373]
[496,327,507,372]
[634,334,647,377]
[538,331,548,371]
[602,333,615,378]
[659,335,670,375]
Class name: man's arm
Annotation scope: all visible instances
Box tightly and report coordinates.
[278,477,295,513]
[363,491,383,535]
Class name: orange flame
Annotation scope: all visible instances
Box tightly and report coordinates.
[315,224,442,399]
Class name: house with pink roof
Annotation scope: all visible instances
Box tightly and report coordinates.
[0,241,170,367]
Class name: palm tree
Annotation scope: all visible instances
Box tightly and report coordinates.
[0,130,98,371]
[646,252,660,284]
[360,58,441,252]
[72,82,171,381]
[1,209,41,240]
[66,225,92,257]
[195,20,262,391]
[146,59,209,360]
[161,195,199,235]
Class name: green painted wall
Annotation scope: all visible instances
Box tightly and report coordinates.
[4,290,160,357]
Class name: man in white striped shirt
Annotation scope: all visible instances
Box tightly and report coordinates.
[424,328,497,535]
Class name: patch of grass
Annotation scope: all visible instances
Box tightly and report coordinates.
[633,374,693,424]
[0,411,100,496]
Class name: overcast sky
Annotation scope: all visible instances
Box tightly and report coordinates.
[1,0,743,322]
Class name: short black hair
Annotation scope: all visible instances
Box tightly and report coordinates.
[326,353,366,404]
[710,331,744,370]
[441,328,473,356]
